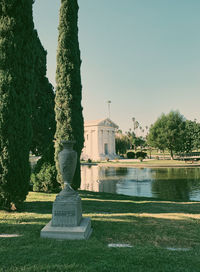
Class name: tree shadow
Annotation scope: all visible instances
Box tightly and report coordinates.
[80,190,200,215]
[15,190,200,217]
[19,200,53,214]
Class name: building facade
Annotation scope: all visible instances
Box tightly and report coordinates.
[81,118,118,161]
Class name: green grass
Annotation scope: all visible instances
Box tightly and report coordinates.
[1,191,200,271]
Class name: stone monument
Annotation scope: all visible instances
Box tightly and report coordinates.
[40,140,92,239]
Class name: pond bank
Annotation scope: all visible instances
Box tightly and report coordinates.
[81,159,200,168]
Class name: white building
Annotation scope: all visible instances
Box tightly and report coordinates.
[81,118,118,161]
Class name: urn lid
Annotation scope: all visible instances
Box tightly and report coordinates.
[60,140,76,144]
[60,140,76,149]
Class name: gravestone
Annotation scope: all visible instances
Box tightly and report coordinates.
[40,140,92,240]
[51,193,82,227]
[40,189,92,240]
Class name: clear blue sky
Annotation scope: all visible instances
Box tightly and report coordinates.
[33,0,200,133]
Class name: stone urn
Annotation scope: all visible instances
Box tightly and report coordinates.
[40,139,92,239]
[58,140,77,196]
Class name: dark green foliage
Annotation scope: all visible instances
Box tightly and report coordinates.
[125,130,135,150]
[115,132,129,154]
[147,111,186,159]
[30,30,57,192]
[31,31,56,157]
[136,151,147,159]
[0,0,35,209]
[55,0,84,189]
[133,136,146,150]
[184,120,200,152]
[31,163,59,193]
[126,151,135,159]
[125,130,146,151]
[31,145,60,193]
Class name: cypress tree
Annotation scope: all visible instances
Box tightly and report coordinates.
[55,0,84,190]
[0,0,35,209]
[30,30,59,193]
[31,30,56,157]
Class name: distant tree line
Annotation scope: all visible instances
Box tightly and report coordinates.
[116,111,200,160]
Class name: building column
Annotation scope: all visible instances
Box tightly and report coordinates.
[112,130,114,154]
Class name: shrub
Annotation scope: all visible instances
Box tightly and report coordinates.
[136,151,147,159]
[31,162,60,193]
[126,151,135,159]
[87,158,92,163]
[138,157,144,162]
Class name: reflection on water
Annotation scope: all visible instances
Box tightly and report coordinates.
[81,165,200,201]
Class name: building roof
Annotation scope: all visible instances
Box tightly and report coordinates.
[84,118,118,129]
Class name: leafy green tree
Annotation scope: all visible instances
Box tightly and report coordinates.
[55,0,84,189]
[133,136,146,151]
[147,111,186,159]
[125,129,146,151]
[115,132,129,155]
[184,120,200,152]
[125,130,136,149]
[0,0,35,209]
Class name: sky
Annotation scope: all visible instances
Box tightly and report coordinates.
[33,0,200,133]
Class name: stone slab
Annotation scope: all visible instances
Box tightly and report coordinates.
[52,196,82,227]
[40,217,92,240]
[108,243,133,248]
[166,247,191,251]
[0,234,22,238]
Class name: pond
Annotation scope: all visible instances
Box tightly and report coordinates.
[81,165,200,201]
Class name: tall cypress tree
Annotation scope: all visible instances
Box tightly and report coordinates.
[30,30,59,193]
[31,30,56,157]
[0,0,35,209]
[55,0,84,190]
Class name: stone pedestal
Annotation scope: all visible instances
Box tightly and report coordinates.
[40,188,92,240]
[40,217,92,240]
[52,193,82,227]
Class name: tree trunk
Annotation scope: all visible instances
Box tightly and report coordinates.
[170,149,174,160]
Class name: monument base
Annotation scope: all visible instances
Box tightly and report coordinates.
[40,217,92,240]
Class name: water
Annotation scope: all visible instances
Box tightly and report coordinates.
[81,165,200,201]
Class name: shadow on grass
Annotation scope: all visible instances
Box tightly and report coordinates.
[80,190,200,215]
[13,190,200,221]
[21,201,53,214]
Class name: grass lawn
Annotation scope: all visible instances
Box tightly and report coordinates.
[1,191,200,271]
